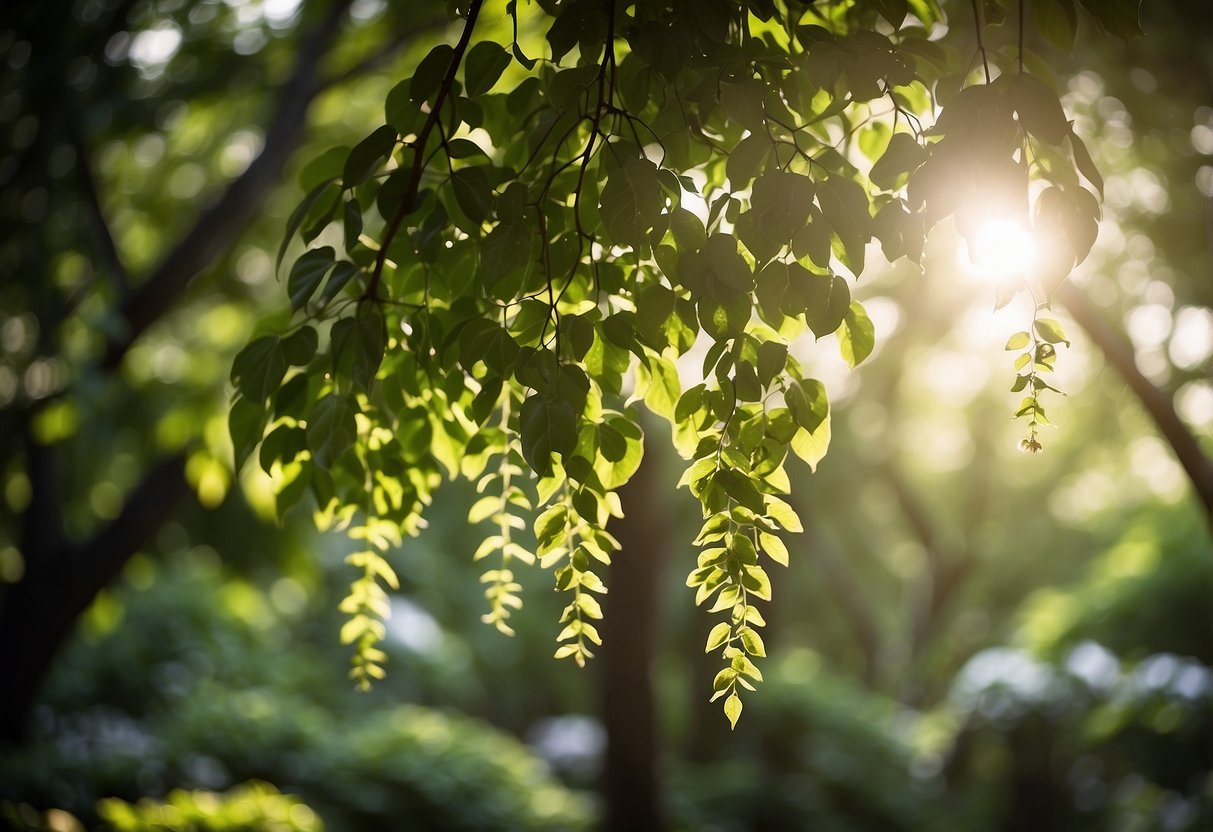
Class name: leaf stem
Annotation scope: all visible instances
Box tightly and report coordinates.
[970,0,991,83]
[364,0,485,302]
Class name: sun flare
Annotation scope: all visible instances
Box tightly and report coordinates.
[969,219,1039,282]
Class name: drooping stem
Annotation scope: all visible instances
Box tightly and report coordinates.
[970,0,991,82]
[364,0,485,302]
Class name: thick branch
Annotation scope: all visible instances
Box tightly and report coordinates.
[103,0,352,368]
[65,113,129,301]
[316,15,446,93]
[68,454,191,590]
[1056,282,1213,522]
[20,428,65,558]
[365,0,484,301]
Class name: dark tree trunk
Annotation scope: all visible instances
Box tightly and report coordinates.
[0,454,190,743]
[600,447,667,832]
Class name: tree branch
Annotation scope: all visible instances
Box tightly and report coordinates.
[1056,282,1213,523]
[102,0,353,368]
[365,0,484,301]
[316,14,447,93]
[64,112,129,307]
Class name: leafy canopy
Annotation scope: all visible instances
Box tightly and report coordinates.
[231,0,1129,726]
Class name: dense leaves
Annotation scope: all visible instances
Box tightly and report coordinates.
[232,0,1122,724]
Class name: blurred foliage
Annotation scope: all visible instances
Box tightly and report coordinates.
[0,557,591,832]
[3,782,319,832]
[99,782,321,832]
[669,651,942,832]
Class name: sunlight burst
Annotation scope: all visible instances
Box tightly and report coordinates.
[969,219,1039,281]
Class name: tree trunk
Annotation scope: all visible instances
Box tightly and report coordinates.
[600,446,667,832]
[0,454,190,743]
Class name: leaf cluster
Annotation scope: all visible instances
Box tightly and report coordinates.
[231,0,1127,723]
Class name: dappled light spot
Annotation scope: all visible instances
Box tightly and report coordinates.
[128,22,182,78]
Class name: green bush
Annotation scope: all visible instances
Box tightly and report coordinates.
[0,558,592,832]
[98,782,320,832]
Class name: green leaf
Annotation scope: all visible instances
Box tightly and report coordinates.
[343,199,363,251]
[838,301,875,367]
[535,504,568,551]
[785,378,829,434]
[1031,0,1077,51]
[464,41,511,96]
[229,396,266,471]
[640,355,682,423]
[595,416,644,490]
[278,182,335,270]
[281,326,318,367]
[410,44,455,103]
[790,417,831,472]
[669,207,706,250]
[599,159,662,248]
[300,146,348,191]
[872,0,908,26]
[720,80,766,132]
[726,134,769,188]
[321,261,361,305]
[343,125,397,190]
[793,269,851,339]
[520,394,578,477]
[1077,0,1142,38]
[716,469,765,513]
[447,138,489,160]
[1011,74,1069,146]
[757,340,788,388]
[739,627,766,657]
[742,564,772,600]
[869,132,927,190]
[765,496,803,533]
[1068,129,1104,198]
[482,220,533,287]
[1005,331,1031,351]
[705,622,732,651]
[231,336,287,404]
[636,284,676,349]
[452,166,495,224]
[307,394,357,468]
[736,172,814,262]
[723,692,743,729]
[1034,317,1071,346]
[461,319,520,376]
[332,309,386,393]
[817,175,872,274]
[758,531,789,566]
[288,247,335,311]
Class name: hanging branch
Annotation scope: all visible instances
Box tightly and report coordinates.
[364,0,485,303]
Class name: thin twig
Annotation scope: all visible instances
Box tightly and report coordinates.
[970,0,991,82]
[64,114,129,304]
[364,0,485,302]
